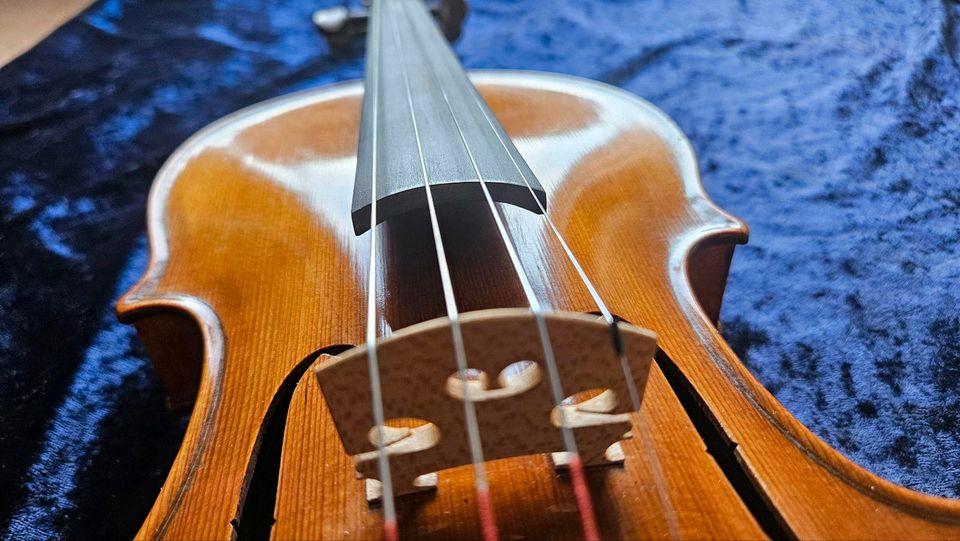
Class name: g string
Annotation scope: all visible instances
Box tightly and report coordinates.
[361,1,400,540]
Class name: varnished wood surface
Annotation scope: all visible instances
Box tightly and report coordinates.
[119,72,960,539]
[278,359,762,540]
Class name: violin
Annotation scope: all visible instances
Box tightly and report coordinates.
[117,0,960,539]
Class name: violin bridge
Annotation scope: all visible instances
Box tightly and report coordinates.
[314,308,656,504]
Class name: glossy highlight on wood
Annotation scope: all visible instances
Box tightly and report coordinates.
[119,72,960,539]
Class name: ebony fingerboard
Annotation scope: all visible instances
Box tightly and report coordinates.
[351,0,546,235]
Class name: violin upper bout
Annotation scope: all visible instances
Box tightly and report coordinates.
[479,71,749,326]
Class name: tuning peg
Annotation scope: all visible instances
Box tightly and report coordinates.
[313,0,468,50]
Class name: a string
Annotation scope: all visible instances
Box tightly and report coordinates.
[471,92,642,411]
[404,2,680,537]
[362,1,398,539]
[468,67,683,541]
[386,2,499,540]
[471,90,684,541]
[399,3,599,539]
[369,2,677,539]
[469,73,685,540]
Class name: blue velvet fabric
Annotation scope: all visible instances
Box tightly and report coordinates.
[1,0,958,538]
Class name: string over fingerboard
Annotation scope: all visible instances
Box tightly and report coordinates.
[351,0,547,234]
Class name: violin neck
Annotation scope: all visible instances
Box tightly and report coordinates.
[350,0,546,235]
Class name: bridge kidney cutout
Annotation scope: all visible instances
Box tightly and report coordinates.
[444,360,542,401]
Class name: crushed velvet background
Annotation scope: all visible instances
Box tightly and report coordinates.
[1,0,958,538]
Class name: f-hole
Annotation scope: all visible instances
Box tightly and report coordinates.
[655,350,791,539]
[234,343,354,540]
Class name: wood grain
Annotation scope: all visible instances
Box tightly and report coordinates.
[314,309,657,499]
[120,72,960,539]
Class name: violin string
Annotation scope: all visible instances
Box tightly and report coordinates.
[470,90,642,412]
[446,122,602,539]
[386,2,499,541]
[468,74,682,541]
[362,2,399,540]
[409,2,675,534]
[400,3,599,540]
[468,81,684,538]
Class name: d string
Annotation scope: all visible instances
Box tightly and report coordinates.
[386,2,499,540]
[408,1,681,536]
[400,3,599,539]
[362,1,398,539]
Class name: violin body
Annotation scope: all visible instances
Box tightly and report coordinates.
[119,71,960,539]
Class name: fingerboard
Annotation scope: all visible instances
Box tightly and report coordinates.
[351,0,546,235]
